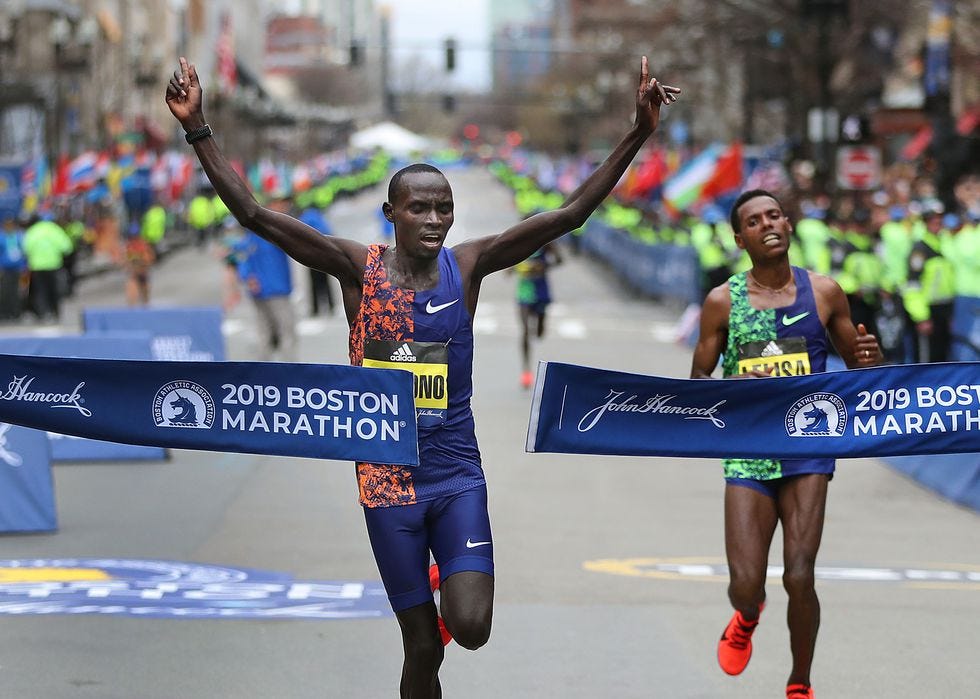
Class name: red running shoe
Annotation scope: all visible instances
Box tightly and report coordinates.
[520,370,534,389]
[717,606,762,675]
[428,564,452,646]
[786,684,814,698]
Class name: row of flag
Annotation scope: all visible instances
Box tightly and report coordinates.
[23,151,195,201]
[509,141,786,217]
[618,142,799,216]
[11,145,364,217]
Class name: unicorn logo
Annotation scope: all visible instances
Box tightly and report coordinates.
[153,381,215,429]
[168,392,199,426]
[801,404,830,434]
[785,393,846,437]
[0,423,23,467]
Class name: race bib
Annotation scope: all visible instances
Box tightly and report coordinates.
[363,339,449,428]
[737,337,811,377]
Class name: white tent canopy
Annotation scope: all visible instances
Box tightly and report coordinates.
[349,122,434,155]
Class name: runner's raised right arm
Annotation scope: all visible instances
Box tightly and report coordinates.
[165,57,366,285]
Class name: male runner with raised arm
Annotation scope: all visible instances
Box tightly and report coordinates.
[690,189,881,699]
[168,55,677,698]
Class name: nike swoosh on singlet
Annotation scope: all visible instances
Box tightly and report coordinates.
[465,538,491,548]
[782,311,810,326]
[425,298,460,314]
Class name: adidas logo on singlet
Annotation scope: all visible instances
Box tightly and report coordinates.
[760,341,784,357]
[389,343,417,362]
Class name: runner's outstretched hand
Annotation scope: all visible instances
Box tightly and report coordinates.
[634,55,680,134]
[166,57,206,130]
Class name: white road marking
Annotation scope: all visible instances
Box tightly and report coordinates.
[221,319,247,336]
[556,319,587,339]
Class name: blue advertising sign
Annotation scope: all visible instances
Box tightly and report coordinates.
[0,423,56,532]
[951,295,980,362]
[0,163,23,221]
[0,334,165,461]
[0,354,418,465]
[924,0,952,97]
[0,559,392,619]
[527,361,980,459]
[82,306,226,362]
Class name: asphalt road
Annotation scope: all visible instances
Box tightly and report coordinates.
[1,166,977,698]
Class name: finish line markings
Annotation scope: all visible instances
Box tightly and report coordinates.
[584,557,980,590]
[0,559,393,619]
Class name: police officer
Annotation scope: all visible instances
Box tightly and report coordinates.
[903,204,956,362]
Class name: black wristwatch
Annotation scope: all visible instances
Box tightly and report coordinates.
[185,124,213,144]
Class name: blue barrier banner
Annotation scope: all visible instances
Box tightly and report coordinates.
[0,334,166,462]
[951,295,980,362]
[527,361,980,459]
[82,306,226,362]
[0,423,56,532]
[0,355,418,465]
[581,221,701,305]
[886,453,980,511]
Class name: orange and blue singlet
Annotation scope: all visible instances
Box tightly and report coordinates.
[350,244,485,508]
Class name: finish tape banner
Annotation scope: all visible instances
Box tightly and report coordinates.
[0,333,166,462]
[0,355,418,466]
[527,361,980,459]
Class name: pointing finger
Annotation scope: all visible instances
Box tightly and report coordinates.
[171,72,186,96]
[639,55,648,90]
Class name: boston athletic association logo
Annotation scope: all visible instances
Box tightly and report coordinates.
[785,392,847,437]
[153,380,215,429]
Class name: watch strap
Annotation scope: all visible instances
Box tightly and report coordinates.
[185,124,213,144]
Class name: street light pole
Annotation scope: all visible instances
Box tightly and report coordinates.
[49,15,72,162]
[380,5,394,118]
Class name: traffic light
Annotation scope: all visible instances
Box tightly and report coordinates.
[442,94,456,114]
[444,38,456,72]
[801,0,848,18]
[349,41,361,67]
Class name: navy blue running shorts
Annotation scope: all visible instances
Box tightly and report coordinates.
[726,472,832,499]
[363,484,494,612]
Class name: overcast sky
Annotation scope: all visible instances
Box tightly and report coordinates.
[386,0,492,92]
[275,0,493,91]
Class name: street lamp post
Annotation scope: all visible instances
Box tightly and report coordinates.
[48,14,95,160]
[49,16,72,161]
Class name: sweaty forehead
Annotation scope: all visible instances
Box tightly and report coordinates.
[392,172,452,203]
[739,196,781,221]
